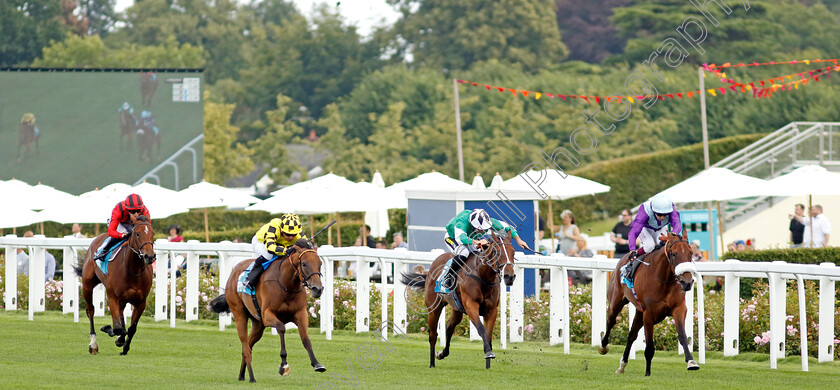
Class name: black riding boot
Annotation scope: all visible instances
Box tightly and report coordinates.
[245,256,269,289]
[94,237,119,261]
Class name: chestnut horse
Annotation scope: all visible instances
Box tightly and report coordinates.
[75,214,156,355]
[140,72,158,106]
[598,232,698,376]
[209,240,326,382]
[401,231,516,370]
[119,108,136,151]
[136,123,160,163]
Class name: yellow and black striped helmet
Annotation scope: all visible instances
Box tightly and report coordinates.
[279,213,302,235]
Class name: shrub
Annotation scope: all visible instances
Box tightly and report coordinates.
[722,247,840,266]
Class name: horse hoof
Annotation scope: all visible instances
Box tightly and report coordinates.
[687,360,700,370]
[249,379,256,383]
[615,369,624,374]
[120,351,128,356]
[116,339,125,348]
[279,364,290,376]
[598,346,609,355]
[100,325,112,335]
[485,358,491,370]
[89,346,98,355]
[436,351,447,360]
[484,351,495,359]
[313,363,326,373]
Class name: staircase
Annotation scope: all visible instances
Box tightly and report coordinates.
[713,122,840,228]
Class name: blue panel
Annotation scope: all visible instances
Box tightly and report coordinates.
[678,209,719,260]
[465,199,536,297]
[407,228,446,252]
[407,199,457,227]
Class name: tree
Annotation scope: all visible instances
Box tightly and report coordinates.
[248,94,301,186]
[78,0,118,36]
[32,33,205,68]
[0,0,69,66]
[204,92,254,184]
[556,0,628,63]
[387,0,568,72]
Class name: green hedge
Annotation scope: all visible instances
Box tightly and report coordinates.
[551,134,765,223]
[721,247,840,266]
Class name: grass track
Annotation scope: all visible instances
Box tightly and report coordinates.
[1,311,838,389]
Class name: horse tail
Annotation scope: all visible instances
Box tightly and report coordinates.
[73,255,86,277]
[400,272,427,289]
[208,295,230,314]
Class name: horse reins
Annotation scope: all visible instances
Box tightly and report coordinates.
[125,222,155,277]
[662,237,691,283]
[467,236,514,286]
[268,248,323,294]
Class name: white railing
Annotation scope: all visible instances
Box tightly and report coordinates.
[3,236,839,371]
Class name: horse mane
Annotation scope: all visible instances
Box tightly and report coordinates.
[135,215,149,223]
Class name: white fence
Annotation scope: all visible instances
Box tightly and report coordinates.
[3,235,839,371]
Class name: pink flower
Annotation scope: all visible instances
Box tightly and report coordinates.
[754,336,762,344]
[420,327,425,332]
[525,324,534,333]
[351,305,356,310]
[314,299,321,305]
[787,325,798,336]
[175,296,183,305]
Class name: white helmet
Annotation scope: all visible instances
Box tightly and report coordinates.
[650,193,673,214]
[468,209,492,230]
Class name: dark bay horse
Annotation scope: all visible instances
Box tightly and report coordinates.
[401,232,516,370]
[140,72,158,106]
[136,124,160,163]
[17,121,40,161]
[119,108,137,151]
[209,240,326,382]
[598,232,698,376]
[75,214,156,355]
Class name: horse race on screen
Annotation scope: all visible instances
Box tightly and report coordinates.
[0,69,204,194]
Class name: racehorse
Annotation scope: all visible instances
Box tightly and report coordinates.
[598,232,699,376]
[75,214,156,355]
[401,231,516,370]
[119,108,137,151]
[136,123,160,163]
[209,239,326,382]
[17,120,40,161]
[140,72,158,106]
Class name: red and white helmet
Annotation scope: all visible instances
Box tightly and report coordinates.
[468,209,492,230]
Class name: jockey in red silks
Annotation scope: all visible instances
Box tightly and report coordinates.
[94,194,151,261]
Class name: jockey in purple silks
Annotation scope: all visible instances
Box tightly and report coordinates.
[621,193,681,312]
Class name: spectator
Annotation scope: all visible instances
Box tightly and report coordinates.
[356,225,376,249]
[16,231,53,279]
[574,238,594,257]
[375,239,387,249]
[795,204,832,248]
[68,223,86,238]
[610,209,633,259]
[735,240,746,251]
[788,204,806,248]
[727,242,737,253]
[167,224,184,242]
[391,232,408,249]
[690,240,707,262]
[555,209,582,255]
[411,264,427,274]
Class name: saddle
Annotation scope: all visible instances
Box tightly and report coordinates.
[236,255,281,320]
[625,243,664,282]
[95,238,128,275]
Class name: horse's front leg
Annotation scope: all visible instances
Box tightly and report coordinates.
[463,298,494,369]
[643,314,655,376]
[672,305,700,371]
[617,311,644,374]
[101,296,126,337]
[120,300,146,355]
[293,310,326,372]
[263,310,291,376]
[600,284,625,355]
[427,297,443,368]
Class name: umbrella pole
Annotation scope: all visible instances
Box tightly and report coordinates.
[40,222,45,235]
[362,211,368,246]
[337,212,342,247]
[310,215,315,238]
[13,227,17,235]
[717,201,725,258]
[204,208,210,243]
[328,213,332,245]
[548,198,555,253]
[809,195,814,247]
[95,224,100,236]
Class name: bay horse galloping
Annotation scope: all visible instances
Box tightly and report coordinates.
[598,232,698,376]
[119,107,137,151]
[209,240,326,382]
[140,72,158,106]
[401,231,516,370]
[75,214,156,355]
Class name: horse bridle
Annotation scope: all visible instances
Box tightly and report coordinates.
[124,222,155,276]
[470,235,515,285]
[663,236,693,282]
[272,248,323,294]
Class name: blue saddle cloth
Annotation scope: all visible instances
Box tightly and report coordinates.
[95,238,127,275]
[237,255,280,296]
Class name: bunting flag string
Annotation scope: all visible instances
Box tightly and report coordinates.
[456,59,840,104]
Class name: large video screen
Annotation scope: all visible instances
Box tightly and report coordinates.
[0,69,204,194]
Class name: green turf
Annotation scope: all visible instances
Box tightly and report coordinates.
[0,71,203,193]
[1,311,838,389]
